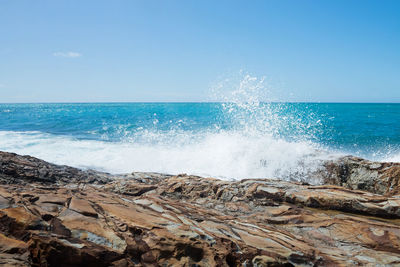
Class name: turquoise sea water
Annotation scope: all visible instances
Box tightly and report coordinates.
[0,102,399,180]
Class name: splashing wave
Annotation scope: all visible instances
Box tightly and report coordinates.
[0,73,345,181]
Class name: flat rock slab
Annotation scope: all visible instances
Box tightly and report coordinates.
[69,197,98,218]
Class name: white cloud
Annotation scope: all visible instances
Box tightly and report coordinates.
[53,51,82,58]
[0,84,4,88]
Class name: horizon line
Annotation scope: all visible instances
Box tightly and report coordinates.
[0,101,400,104]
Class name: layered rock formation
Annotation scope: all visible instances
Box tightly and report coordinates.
[0,151,400,266]
[321,156,400,196]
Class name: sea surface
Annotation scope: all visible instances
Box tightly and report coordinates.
[0,102,399,182]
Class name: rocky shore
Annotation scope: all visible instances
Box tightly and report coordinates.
[0,151,400,266]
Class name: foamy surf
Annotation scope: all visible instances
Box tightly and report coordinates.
[1,74,399,181]
[383,152,400,163]
[0,130,340,182]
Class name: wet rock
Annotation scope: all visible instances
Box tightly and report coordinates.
[0,151,111,185]
[321,156,400,196]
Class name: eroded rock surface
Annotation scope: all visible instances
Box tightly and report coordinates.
[321,156,400,196]
[0,151,400,266]
[0,151,111,185]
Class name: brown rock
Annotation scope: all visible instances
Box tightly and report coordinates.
[0,151,111,185]
[320,156,400,196]
[0,151,400,266]
[69,197,98,218]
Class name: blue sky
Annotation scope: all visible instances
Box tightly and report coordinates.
[0,0,399,102]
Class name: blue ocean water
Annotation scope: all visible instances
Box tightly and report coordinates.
[0,102,399,180]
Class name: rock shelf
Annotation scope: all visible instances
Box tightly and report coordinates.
[0,151,400,266]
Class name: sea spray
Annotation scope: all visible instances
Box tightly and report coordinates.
[1,75,399,180]
[208,72,336,182]
[0,74,343,182]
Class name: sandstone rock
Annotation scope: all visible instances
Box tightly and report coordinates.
[0,151,400,266]
[68,197,98,218]
[320,156,400,196]
[0,151,111,185]
[252,255,289,267]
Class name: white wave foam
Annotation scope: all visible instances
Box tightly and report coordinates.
[0,73,345,181]
[0,130,339,182]
[382,152,400,163]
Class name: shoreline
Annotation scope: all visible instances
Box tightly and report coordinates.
[0,151,400,266]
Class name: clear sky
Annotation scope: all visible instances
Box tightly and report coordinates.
[0,0,399,102]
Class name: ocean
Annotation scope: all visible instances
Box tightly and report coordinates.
[0,102,399,181]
